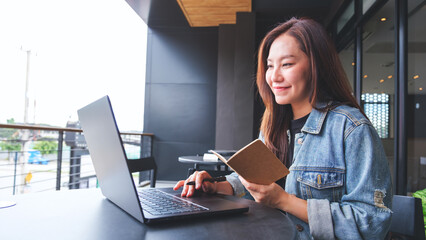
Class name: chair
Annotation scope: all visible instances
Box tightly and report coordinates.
[127,157,157,188]
[387,195,425,240]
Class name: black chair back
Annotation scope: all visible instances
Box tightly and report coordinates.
[388,195,425,240]
[127,157,157,188]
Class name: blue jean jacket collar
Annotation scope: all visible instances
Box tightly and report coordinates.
[302,101,332,135]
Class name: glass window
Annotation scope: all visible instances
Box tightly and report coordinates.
[361,0,395,184]
[362,93,389,138]
[339,43,355,91]
[363,0,377,14]
[407,0,426,194]
[337,0,355,33]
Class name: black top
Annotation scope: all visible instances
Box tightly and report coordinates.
[287,113,309,168]
[276,113,310,189]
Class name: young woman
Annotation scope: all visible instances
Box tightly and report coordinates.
[174,17,392,239]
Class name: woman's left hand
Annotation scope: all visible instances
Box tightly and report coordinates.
[239,176,289,209]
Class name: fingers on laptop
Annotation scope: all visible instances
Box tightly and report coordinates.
[172,174,194,197]
[173,180,185,191]
[174,171,212,197]
[183,172,198,197]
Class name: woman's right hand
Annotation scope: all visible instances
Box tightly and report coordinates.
[173,171,216,197]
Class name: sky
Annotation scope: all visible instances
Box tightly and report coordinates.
[0,0,147,131]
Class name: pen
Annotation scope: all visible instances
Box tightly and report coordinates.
[186,176,226,185]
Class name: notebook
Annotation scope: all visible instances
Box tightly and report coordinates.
[77,95,249,224]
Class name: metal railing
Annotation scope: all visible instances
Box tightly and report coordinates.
[0,123,153,195]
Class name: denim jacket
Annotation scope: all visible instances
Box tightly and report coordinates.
[226,103,393,239]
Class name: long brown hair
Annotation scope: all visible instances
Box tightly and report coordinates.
[257,17,363,165]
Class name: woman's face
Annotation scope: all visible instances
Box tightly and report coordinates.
[265,33,311,109]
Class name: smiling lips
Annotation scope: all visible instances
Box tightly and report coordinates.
[273,86,291,92]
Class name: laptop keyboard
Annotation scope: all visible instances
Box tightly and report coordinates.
[138,189,209,215]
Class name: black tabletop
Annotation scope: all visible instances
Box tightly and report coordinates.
[1,188,297,240]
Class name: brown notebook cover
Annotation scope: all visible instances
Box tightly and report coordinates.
[209,139,289,185]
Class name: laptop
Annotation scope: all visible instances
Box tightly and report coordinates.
[77,95,249,224]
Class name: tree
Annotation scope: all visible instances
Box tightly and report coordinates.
[0,141,21,151]
[32,140,57,155]
[0,118,22,160]
[0,139,21,161]
[0,118,18,139]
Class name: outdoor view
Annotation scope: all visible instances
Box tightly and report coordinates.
[0,0,148,196]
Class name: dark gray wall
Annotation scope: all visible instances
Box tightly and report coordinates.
[144,27,218,180]
[233,13,257,149]
[215,24,236,149]
[215,13,256,150]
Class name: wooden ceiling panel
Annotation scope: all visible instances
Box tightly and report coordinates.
[189,15,237,27]
[177,0,251,27]
[185,7,250,15]
[179,0,250,8]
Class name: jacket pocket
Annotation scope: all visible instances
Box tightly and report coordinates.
[294,167,345,202]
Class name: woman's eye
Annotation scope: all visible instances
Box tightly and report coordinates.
[282,63,292,67]
[266,65,273,69]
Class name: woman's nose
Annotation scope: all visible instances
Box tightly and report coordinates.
[271,68,283,82]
